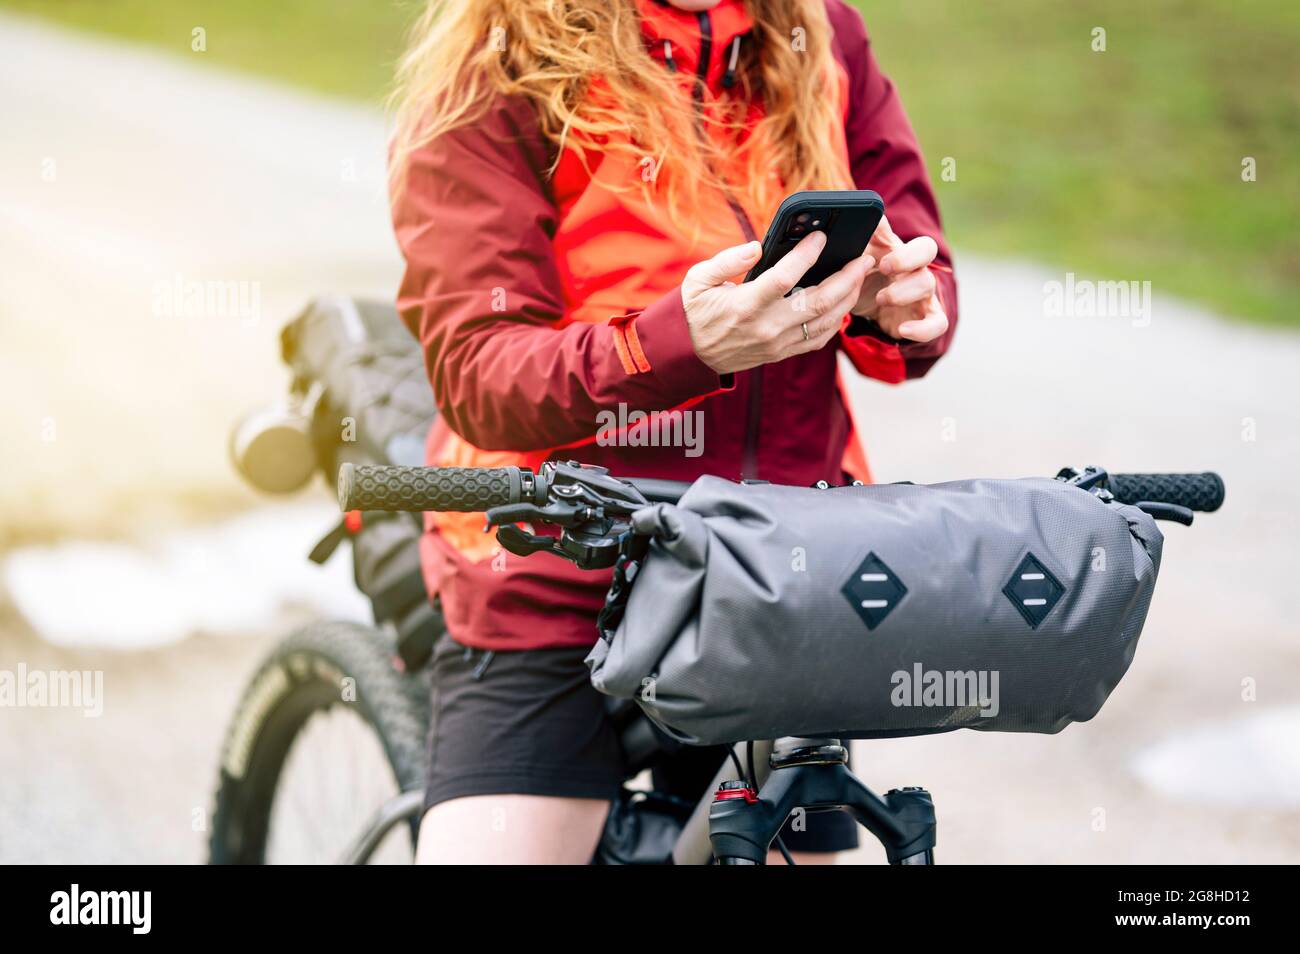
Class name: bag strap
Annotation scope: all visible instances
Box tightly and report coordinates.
[596,533,650,642]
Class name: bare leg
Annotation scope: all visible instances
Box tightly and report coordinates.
[416,794,610,865]
[768,850,841,865]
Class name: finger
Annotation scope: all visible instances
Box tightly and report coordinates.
[787,286,861,352]
[784,314,836,354]
[746,231,826,305]
[895,302,950,343]
[874,267,936,309]
[818,298,856,342]
[879,236,938,276]
[798,253,874,319]
[864,215,902,259]
[800,305,854,352]
[683,240,762,291]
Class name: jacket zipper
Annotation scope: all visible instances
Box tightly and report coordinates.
[693,10,712,102]
[693,10,763,481]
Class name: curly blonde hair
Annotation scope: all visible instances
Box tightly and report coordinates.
[389,0,850,226]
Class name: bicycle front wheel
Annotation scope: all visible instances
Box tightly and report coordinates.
[208,621,432,864]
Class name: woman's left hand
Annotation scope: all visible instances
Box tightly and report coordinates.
[851,216,949,343]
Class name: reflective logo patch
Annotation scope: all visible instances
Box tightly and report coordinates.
[1002,553,1065,629]
[841,552,907,630]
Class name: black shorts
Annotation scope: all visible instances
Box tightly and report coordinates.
[424,632,859,854]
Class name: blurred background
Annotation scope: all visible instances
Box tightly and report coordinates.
[0,0,1296,863]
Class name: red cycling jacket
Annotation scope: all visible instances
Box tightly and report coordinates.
[392,0,958,650]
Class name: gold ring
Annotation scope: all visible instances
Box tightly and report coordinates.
[801,321,810,341]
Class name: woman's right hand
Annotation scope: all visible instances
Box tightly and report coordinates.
[680,233,874,375]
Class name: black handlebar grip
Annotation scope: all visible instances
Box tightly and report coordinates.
[1109,472,1225,512]
[338,463,521,513]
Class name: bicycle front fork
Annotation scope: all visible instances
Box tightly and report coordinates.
[708,737,937,865]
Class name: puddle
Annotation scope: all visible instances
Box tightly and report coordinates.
[2,503,371,649]
[1131,707,1300,809]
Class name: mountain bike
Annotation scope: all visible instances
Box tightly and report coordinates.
[210,441,1223,862]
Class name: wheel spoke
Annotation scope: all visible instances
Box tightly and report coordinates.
[265,704,409,864]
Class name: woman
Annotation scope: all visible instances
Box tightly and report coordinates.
[390,0,956,863]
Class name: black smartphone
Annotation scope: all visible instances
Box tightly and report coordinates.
[744,189,885,288]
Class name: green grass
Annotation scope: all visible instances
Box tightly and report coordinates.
[0,0,417,99]
[4,0,1297,326]
[860,0,1300,328]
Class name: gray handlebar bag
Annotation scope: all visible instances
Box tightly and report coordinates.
[586,476,1163,745]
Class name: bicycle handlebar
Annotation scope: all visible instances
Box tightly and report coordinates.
[338,462,694,513]
[339,462,1225,517]
[1107,472,1224,512]
[338,463,525,512]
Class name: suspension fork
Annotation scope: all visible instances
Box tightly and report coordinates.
[707,738,937,865]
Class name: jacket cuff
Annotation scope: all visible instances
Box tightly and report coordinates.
[845,312,904,346]
[615,288,732,399]
[846,313,937,365]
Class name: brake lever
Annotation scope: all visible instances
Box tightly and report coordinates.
[481,461,646,570]
[495,524,563,558]
[1133,501,1194,526]
[484,501,582,529]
